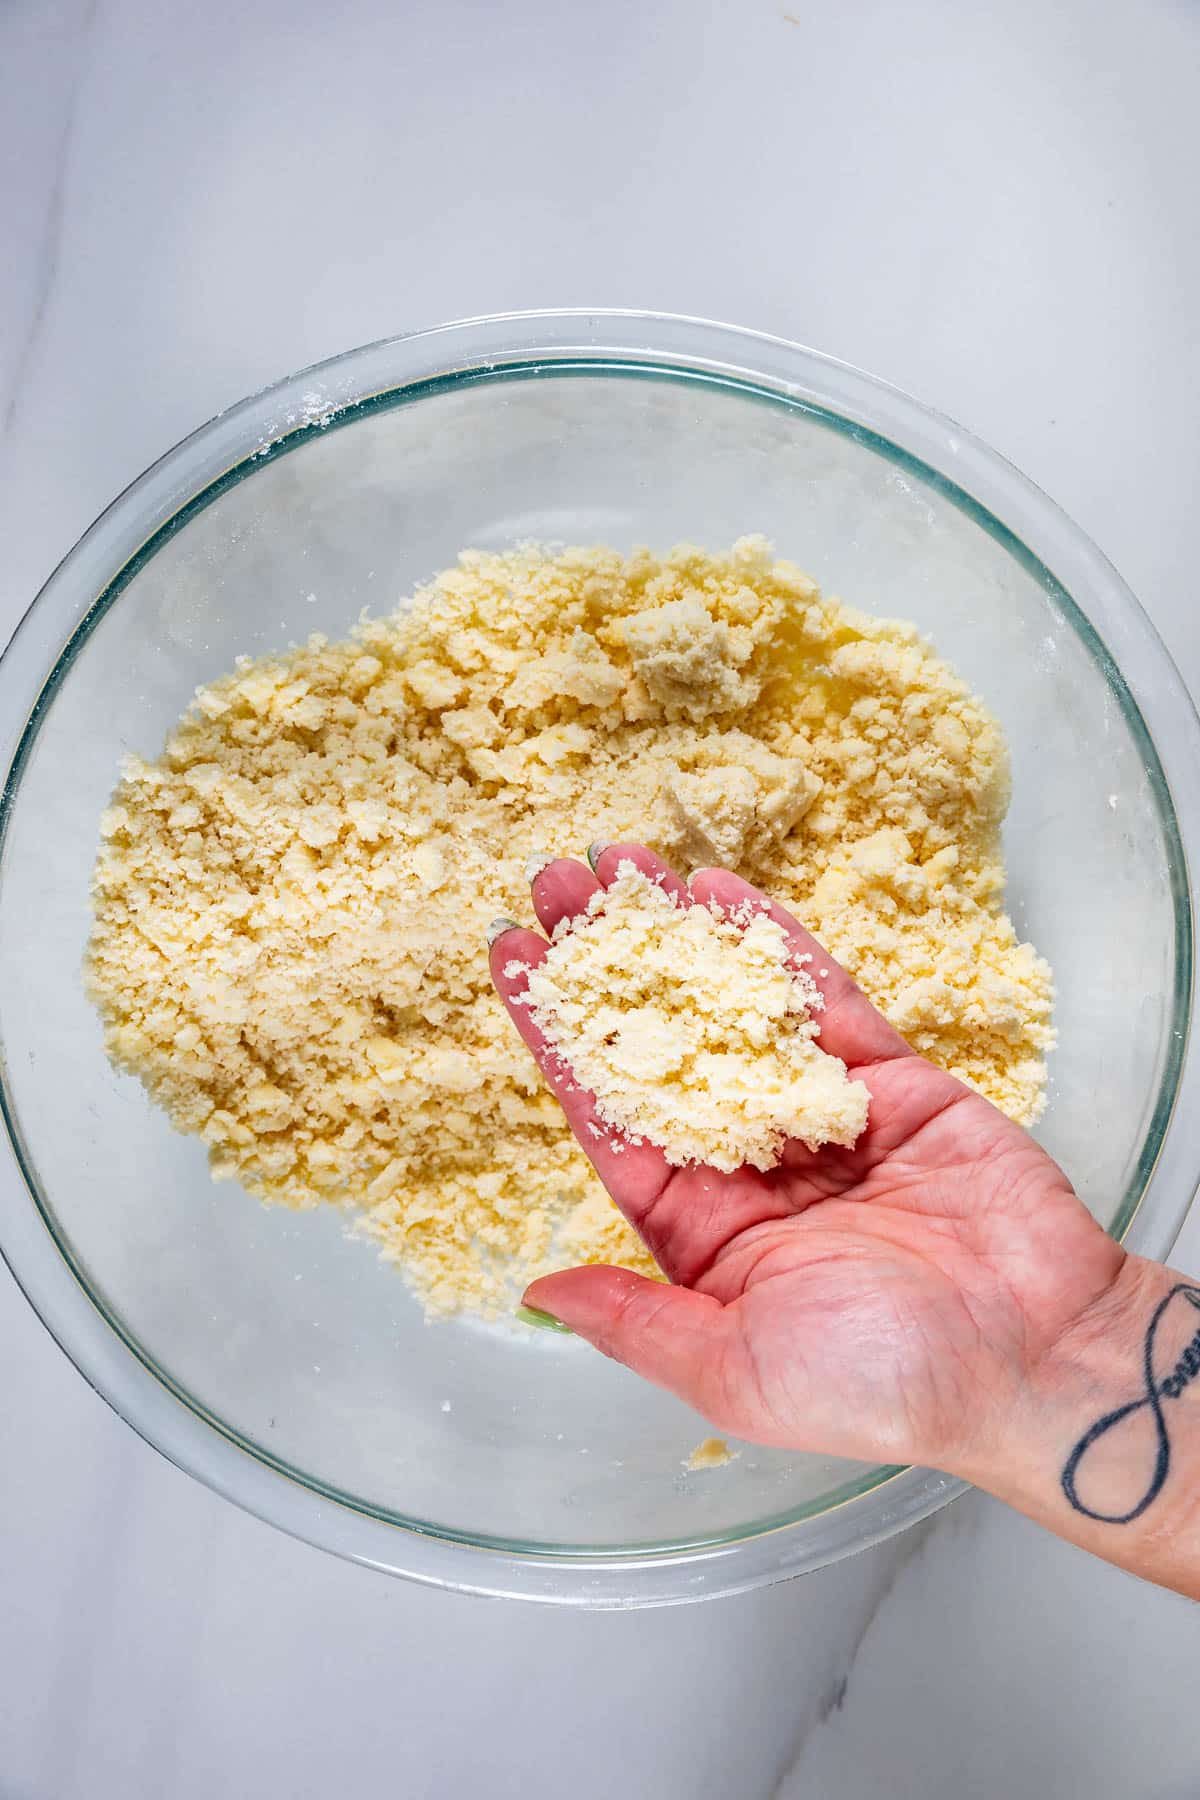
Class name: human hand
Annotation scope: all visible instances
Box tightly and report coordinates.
[489,843,1125,1478]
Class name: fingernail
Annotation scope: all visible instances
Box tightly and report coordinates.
[516,1304,574,1335]
[524,851,553,883]
[486,916,520,947]
[586,840,610,873]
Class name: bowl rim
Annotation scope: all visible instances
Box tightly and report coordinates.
[1,307,1198,1607]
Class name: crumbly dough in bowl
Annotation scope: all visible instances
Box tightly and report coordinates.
[87,537,1053,1315]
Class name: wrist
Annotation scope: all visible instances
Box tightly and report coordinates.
[943,1247,1142,1493]
[932,1239,1135,1493]
[958,1251,1200,1571]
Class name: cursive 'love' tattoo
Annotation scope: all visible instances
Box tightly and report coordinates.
[1062,1283,1200,1525]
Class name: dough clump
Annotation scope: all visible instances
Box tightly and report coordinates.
[510,862,870,1172]
[86,537,1053,1316]
[685,1438,737,1471]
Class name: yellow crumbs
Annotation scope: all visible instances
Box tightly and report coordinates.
[86,538,1054,1317]
[511,862,870,1172]
[685,1437,737,1472]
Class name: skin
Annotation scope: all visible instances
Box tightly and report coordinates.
[490,844,1122,1474]
[491,845,1200,1597]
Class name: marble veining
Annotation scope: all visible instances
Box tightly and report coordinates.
[2,0,97,439]
[769,1513,943,1797]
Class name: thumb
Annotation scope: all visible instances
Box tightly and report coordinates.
[523,1266,728,1415]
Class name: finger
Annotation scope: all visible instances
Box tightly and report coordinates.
[688,867,912,1069]
[523,1265,732,1418]
[529,857,600,935]
[591,841,692,907]
[489,927,672,1211]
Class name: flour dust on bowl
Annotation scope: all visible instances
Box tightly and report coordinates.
[1,312,1198,1607]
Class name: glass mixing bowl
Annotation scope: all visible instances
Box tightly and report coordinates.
[2,312,1199,1607]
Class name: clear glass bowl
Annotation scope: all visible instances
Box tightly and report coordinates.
[2,311,1198,1607]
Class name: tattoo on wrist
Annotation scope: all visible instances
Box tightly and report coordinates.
[1061,1283,1200,1525]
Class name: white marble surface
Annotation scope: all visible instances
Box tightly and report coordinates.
[3,0,1200,1793]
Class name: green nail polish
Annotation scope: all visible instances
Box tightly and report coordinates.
[586,841,610,873]
[486,916,520,947]
[516,1304,574,1334]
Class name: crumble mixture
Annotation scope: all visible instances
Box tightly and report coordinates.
[685,1437,737,1472]
[86,537,1054,1316]
[509,861,870,1171]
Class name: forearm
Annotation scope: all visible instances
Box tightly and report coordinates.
[957,1255,1200,1598]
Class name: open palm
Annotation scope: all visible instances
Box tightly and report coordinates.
[490,844,1124,1473]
